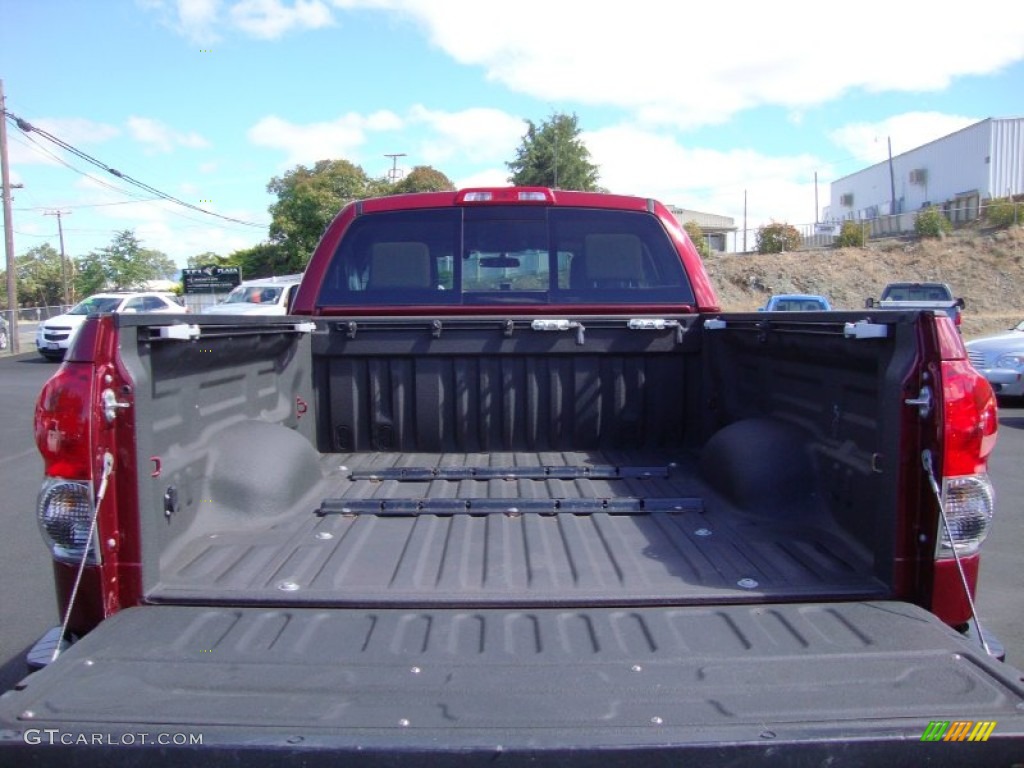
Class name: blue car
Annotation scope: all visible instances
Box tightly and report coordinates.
[759,294,832,312]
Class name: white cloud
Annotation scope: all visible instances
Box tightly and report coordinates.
[144,0,333,42]
[331,1,1024,129]
[229,0,334,39]
[176,0,222,41]
[407,105,525,166]
[454,168,511,189]
[140,0,223,43]
[247,111,402,166]
[829,112,979,167]
[127,117,211,153]
[587,124,825,235]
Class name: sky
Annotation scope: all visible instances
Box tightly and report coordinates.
[2,0,1024,270]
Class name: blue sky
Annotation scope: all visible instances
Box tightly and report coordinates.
[3,0,1024,268]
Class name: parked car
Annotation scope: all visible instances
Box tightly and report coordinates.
[966,319,1024,397]
[758,293,832,311]
[35,291,188,361]
[0,315,8,350]
[201,275,303,316]
[866,281,965,327]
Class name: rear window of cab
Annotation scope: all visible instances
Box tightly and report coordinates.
[316,206,695,308]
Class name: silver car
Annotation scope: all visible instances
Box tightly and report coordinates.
[965,320,1024,397]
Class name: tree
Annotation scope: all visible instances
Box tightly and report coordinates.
[756,222,802,254]
[229,242,301,280]
[13,244,68,306]
[267,159,375,269]
[506,112,600,190]
[388,166,455,195]
[187,251,238,269]
[74,230,176,294]
[683,221,712,258]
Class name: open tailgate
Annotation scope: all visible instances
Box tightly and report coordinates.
[2,601,1022,766]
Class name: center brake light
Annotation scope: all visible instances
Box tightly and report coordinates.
[456,187,555,204]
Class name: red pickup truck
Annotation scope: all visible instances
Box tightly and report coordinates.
[3,187,1022,765]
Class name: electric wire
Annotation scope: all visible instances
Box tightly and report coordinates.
[4,110,266,229]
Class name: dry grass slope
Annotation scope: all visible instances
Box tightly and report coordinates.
[703,225,1024,340]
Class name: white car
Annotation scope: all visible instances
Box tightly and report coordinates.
[201,275,302,316]
[966,320,1024,398]
[36,292,188,361]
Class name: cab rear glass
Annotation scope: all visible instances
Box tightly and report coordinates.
[316,206,695,308]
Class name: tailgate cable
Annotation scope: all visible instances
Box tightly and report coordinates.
[921,449,992,657]
[51,452,115,663]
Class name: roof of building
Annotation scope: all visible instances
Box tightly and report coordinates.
[668,207,737,231]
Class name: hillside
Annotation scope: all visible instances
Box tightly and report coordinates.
[703,225,1024,340]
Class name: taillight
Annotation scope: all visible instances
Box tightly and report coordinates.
[34,362,98,564]
[35,362,93,478]
[937,343,998,556]
[930,316,998,625]
[37,479,99,564]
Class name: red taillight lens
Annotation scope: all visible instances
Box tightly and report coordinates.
[934,351,997,563]
[35,362,93,479]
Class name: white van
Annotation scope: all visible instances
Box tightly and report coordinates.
[201,275,303,316]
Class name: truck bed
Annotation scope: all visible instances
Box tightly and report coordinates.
[118,312,919,611]
[151,449,885,606]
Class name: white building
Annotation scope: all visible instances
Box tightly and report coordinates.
[668,206,736,252]
[825,117,1024,227]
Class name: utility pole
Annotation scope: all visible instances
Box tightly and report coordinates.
[45,209,72,305]
[887,137,897,216]
[743,190,748,253]
[1,79,20,353]
[814,171,819,225]
[384,153,407,183]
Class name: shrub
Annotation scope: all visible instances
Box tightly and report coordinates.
[756,222,802,254]
[915,206,952,238]
[986,198,1019,228]
[683,221,712,258]
[836,220,866,248]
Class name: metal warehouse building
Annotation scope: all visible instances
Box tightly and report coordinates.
[826,117,1024,231]
[668,206,736,252]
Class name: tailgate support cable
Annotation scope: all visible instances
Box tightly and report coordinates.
[921,449,992,657]
[51,452,114,663]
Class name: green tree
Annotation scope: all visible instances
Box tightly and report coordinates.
[187,251,239,269]
[388,166,455,195]
[915,206,952,238]
[683,221,712,259]
[506,112,600,190]
[756,222,802,254]
[836,220,867,248]
[14,243,69,306]
[74,230,176,294]
[229,242,294,280]
[267,159,374,268]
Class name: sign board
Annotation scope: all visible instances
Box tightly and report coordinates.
[182,266,242,294]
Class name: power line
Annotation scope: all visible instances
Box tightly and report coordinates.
[3,110,266,229]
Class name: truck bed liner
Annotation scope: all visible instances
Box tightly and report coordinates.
[2,601,1022,766]
[152,450,885,606]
